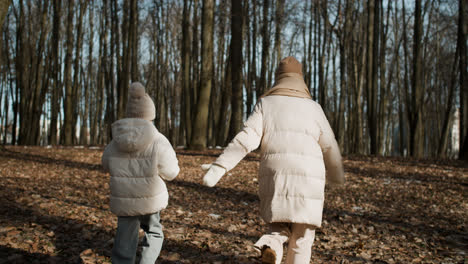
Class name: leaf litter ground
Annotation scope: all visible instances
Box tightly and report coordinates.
[0,146,466,263]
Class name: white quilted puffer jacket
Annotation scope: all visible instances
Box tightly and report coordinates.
[102,118,179,216]
[214,96,344,227]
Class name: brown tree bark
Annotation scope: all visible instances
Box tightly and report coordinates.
[80,3,94,145]
[116,0,130,120]
[62,0,75,145]
[182,0,192,146]
[273,0,284,64]
[408,0,424,157]
[227,0,244,142]
[190,0,214,150]
[365,0,378,155]
[15,0,37,145]
[129,0,138,82]
[337,0,352,152]
[191,0,200,112]
[49,0,61,145]
[0,0,11,74]
[72,1,88,144]
[459,0,468,160]
[438,46,458,157]
[14,0,49,145]
[258,0,270,95]
[0,0,10,27]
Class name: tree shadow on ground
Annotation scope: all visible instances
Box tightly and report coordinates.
[169,179,259,203]
[0,245,50,264]
[0,148,101,172]
[176,149,261,162]
[323,207,468,254]
[0,184,262,263]
[345,162,468,187]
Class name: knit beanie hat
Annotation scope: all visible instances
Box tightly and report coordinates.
[126,82,156,121]
[275,56,303,77]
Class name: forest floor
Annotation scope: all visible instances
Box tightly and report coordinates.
[0,146,466,264]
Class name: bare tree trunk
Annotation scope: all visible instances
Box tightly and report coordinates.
[438,47,458,157]
[377,1,392,155]
[259,0,270,95]
[305,0,313,90]
[273,0,284,64]
[216,53,232,146]
[73,1,88,145]
[245,0,254,115]
[191,0,200,113]
[211,1,228,146]
[190,0,214,150]
[365,0,378,155]
[80,3,94,145]
[227,0,244,142]
[336,0,352,152]
[182,0,192,146]
[407,0,424,157]
[91,0,107,145]
[117,0,130,120]
[0,0,11,72]
[2,29,11,145]
[62,0,75,145]
[318,0,328,110]
[0,0,10,26]
[27,1,49,145]
[130,0,138,82]
[15,0,29,145]
[312,1,318,100]
[49,0,60,145]
[459,0,468,160]
[103,0,114,143]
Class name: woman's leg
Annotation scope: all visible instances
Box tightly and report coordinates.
[284,223,315,264]
[254,223,290,264]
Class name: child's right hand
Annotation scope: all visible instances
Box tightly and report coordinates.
[201,164,226,187]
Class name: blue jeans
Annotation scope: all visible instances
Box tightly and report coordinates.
[111,212,164,264]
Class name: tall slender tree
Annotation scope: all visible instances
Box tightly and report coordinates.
[273,0,284,64]
[62,0,75,145]
[227,0,244,142]
[408,0,424,157]
[191,0,214,150]
[366,0,379,155]
[458,0,468,160]
[259,0,270,95]
[181,0,192,145]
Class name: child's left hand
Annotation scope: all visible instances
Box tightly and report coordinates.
[201,164,226,187]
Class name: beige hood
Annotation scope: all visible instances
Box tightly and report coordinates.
[112,118,157,153]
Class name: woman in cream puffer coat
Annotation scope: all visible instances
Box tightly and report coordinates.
[202,57,344,264]
[102,82,179,264]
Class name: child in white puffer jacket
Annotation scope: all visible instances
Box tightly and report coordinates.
[102,82,179,264]
[202,57,345,264]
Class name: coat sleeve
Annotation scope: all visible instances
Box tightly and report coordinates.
[213,102,263,172]
[155,134,180,181]
[316,104,345,185]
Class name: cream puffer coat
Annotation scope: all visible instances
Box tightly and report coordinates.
[102,118,179,216]
[213,96,344,227]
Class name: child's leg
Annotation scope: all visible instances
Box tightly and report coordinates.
[138,212,164,264]
[254,223,290,264]
[112,216,140,264]
[284,223,315,264]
